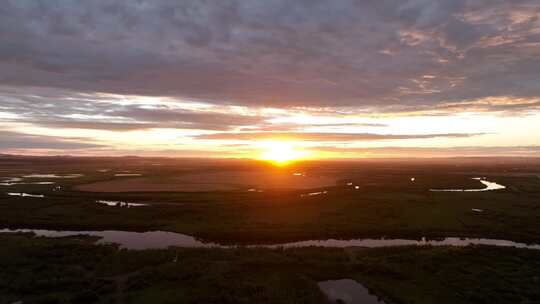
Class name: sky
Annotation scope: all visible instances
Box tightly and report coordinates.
[1,0,540,159]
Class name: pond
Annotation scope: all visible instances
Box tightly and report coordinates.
[318,279,385,304]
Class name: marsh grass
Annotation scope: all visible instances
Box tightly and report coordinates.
[1,233,539,303]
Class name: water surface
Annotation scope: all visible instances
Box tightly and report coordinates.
[430,177,506,192]
[114,173,143,177]
[1,228,539,251]
[96,200,149,207]
[318,279,385,304]
[6,193,44,198]
[300,190,328,197]
[23,174,83,178]
[78,170,337,192]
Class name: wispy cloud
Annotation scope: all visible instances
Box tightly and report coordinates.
[196,132,485,141]
[0,86,267,131]
[312,145,540,157]
[0,131,104,150]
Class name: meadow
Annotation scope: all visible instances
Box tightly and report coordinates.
[1,156,539,244]
[1,232,539,304]
[1,155,540,303]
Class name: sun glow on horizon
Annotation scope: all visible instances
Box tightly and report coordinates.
[259,141,308,165]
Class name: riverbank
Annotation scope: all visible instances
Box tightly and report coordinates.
[2,232,539,304]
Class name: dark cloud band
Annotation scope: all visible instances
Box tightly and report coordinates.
[0,0,539,109]
[0,131,104,150]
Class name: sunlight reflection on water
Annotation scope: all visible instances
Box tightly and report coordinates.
[430,177,506,192]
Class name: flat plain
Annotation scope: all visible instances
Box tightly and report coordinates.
[1,155,540,303]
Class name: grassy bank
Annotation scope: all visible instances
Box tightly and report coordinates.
[1,176,540,244]
[1,157,540,244]
[1,232,539,303]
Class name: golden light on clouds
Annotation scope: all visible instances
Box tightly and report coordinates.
[1,1,540,158]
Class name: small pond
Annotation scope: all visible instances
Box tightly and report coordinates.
[318,279,385,304]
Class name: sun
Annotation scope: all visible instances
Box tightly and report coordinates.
[259,141,306,165]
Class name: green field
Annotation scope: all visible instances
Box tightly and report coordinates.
[1,232,539,304]
[1,156,539,243]
[1,155,540,303]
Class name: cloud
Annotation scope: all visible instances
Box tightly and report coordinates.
[0,0,538,111]
[0,131,104,150]
[312,145,540,157]
[29,121,160,131]
[0,86,266,131]
[196,131,485,141]
[0,1,538,155]
[113,107,264,131]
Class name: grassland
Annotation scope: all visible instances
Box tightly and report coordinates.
[76,170,337,192]
[1,156,539,244]
[1,156,540,303]
[1,232,539,304]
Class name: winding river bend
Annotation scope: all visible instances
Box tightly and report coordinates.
[430,177,506,192]
[1,228,538,250]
